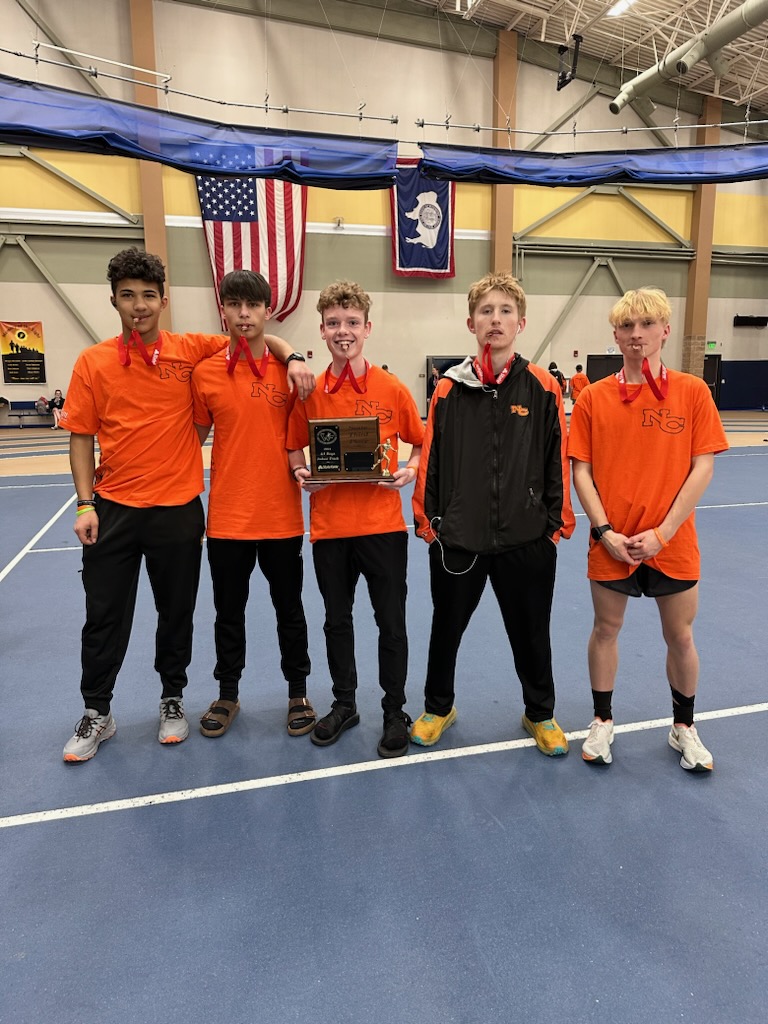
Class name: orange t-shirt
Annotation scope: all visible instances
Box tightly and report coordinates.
[61,331,225,507]
[286,365,424,542]
[569,371,590,402]
[191,348,303,540]
[567,369,728,580]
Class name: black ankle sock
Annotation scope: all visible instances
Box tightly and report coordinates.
[592,689,613,721]
[219,686,239,703]
[671,687,695,727]
[288,681,307,700]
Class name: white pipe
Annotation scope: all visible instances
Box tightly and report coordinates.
[609,0,768,113]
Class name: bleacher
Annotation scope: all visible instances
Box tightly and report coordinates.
[0,396,55,428]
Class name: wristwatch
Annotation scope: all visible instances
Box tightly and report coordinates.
[590,523,613,541]
[285,352,306,363]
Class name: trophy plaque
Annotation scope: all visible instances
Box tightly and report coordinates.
[307,417,391,483]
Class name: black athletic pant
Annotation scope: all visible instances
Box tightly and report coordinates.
[206,536,310,699]
[312,532,408,714]
[80,496,205,715]
[423,535,558,721]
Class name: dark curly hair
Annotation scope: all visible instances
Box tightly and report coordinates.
[107,248,166,296]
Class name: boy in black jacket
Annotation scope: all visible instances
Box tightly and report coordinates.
[411,271,575,753]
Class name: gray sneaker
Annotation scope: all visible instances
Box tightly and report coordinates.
[668,723,713,772]
[159,697,189,744]
[63,709,116,763]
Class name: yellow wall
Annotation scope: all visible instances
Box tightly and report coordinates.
[2,151,141,211]
[513,185,692,242]
[714,192,768,246]
[13,154,767,252]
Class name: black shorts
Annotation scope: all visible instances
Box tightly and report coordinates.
[596,564,698,598]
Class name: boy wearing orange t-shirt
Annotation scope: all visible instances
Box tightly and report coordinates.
[568,287,728,772]
[287,281,424,758]
[192,270,313,739]
[569,364,590,403]
[61,248,313,763]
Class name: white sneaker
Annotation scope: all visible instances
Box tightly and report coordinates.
[668,723,713,772]
[158,697,189,744]
[63,709,116,762]
[582,718,614,765]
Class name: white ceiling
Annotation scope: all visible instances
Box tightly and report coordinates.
[409,0,768,114]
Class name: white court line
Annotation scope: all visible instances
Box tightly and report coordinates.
[1,702,766,832]
[28,546,81,554]
[0,482,73,489]
[0,493,77,584]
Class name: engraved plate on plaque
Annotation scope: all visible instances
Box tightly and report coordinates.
[307,417,382,483]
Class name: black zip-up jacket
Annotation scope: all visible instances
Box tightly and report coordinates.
[413,354,575,553]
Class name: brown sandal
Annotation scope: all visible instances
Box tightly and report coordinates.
[287,697,316,736]
[199,699,240,737]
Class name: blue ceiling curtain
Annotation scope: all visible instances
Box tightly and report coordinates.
[418,139,768,186]
[0,73,397,190]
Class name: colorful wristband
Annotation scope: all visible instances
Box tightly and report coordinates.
[653,527,668,548]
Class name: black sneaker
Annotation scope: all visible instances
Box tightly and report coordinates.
[311,703,360,746]
[377,711,412,758]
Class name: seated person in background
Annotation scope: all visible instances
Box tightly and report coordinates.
[569,364,590,403]
[48,389,65,428]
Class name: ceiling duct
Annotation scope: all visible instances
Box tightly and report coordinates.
[610,0,768,114]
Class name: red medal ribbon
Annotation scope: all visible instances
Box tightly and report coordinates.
[473,345,515,386]
[617,359,668,402]
[118,329,162,367]
[324,359,368,394]
[226,336,270,377]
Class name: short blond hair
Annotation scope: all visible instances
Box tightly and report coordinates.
[317,281,371,321]
[467,271,527,319]
[609,287,672,327]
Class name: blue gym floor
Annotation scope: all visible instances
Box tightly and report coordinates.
[1,436,766,1024]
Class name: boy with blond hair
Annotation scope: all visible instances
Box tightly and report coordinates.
[568,287,727,771]
[287,281,423,758]
[411,271,574,754]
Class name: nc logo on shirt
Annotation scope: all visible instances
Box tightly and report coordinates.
[158,362,192,382]
[250,382,289,407]
[642,408,685,434]
[509,405,529,417]
[355,400,393,424]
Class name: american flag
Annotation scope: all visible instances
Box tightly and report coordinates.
[195,173,307,322]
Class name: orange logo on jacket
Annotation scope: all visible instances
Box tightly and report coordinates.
[509,404,529,416]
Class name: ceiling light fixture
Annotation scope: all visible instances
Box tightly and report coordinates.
[607,0,638,16]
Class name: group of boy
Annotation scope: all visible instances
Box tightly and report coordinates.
[60,248,727,775]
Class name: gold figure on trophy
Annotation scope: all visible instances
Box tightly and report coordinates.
[372,438,394,477]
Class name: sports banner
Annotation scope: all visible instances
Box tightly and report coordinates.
[1,321,46,384]
[390,160,455,278]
